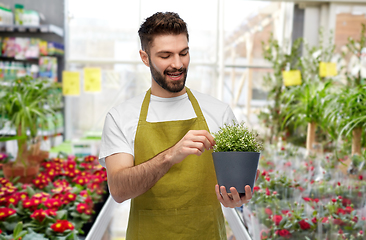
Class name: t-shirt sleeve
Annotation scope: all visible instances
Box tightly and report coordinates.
[98,110,133,168]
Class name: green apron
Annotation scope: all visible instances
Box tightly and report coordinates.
[126,87,227,240]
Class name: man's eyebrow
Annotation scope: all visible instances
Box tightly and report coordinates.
[156,47,189,54]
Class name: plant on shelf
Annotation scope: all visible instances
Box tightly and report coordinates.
[326,24,366,156]
[0,76,59,182]
[211,121,263,194]
[281,29,339,154]
[260,34,303,144]
[0,154,108,239]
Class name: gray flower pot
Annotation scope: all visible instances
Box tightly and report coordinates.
[212,152,260,194]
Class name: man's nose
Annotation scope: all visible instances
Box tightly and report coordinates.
[171,55,183,70]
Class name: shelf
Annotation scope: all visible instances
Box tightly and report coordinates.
[0,55,63,62]
[0,24,63,37]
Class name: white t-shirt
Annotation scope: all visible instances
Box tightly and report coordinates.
[98,89,237,167]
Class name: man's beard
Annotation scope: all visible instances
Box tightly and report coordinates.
[148,56,187,93]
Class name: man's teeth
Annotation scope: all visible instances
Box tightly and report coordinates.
[168,73,182,76]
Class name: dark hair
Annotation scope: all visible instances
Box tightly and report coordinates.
[138,12,189,53]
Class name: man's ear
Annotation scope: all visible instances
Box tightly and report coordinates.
[139,50,150,67]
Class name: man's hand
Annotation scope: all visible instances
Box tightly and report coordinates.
[166,130,215,165]
[215,169,260,208]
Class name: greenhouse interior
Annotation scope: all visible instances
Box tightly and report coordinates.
[1,0,366,239]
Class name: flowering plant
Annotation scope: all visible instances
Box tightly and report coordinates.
[213,121,264,152]
[243,144,366,240]
[0,153,12,165]
[0,154,107,239]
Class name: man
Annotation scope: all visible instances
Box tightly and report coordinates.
[99,12,258,239]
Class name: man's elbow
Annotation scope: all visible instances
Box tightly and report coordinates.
[109,188,128,203]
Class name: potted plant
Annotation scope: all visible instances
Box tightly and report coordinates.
[212,121,263,195]
[0,76,58,182]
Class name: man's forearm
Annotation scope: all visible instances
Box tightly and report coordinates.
[108,149,174,203]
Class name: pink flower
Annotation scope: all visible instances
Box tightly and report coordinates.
[265,208,272,216]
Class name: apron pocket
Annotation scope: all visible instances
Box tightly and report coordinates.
[138,205,216,240]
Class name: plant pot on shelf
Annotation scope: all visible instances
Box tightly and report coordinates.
[28,150,49,164]
[212,152,260,193]
[2,162,40,183]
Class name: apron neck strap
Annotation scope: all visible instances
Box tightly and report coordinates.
[139,87,204,122]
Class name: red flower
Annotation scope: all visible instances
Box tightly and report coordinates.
[31,209,47,222]
[65,160,76,169]
[333,218,344,226]
[84,155,97,163]
[275,229,291,238]
[311,217,317,224]
[281,210,289,215]
[359,175,363,180]
[322,217,329,223]
[64,193,76,202]
[72,176,89,185]
[79,190,88,198]
[51,219,74,233]
[253,186,260,192]
[0,207,16,220]
[76,203,92,215]
[22,198,41,211]
[345,206,353,214]
[337,182,341,186]
[303,197,312,202]
[265,188,271,196]
[313,198,319,203]
[299,219,311,230]
[5,195,19,207]
[331,198,337,203]
[342,198,352,206]
[336,208,346,215]
[273,215,282,226]
[44,198,62,210]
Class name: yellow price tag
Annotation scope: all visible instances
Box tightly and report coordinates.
[84,68,101,92]
[282,70,302,86]
[319,62,337,77]
[62,71,80,96]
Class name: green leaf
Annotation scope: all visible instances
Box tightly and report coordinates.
[22,230,49,240]
[81,213,91,221]
[56,210,67,219]
[13,222,23,237]
[26,186,36,197]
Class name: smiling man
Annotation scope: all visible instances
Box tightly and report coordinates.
[99,12,258,239]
